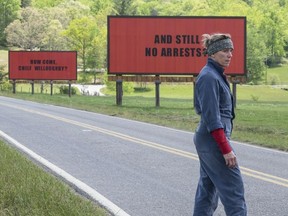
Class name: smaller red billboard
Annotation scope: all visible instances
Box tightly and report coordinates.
[9,51,77,80]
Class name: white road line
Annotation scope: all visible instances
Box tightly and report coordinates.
[0,130,130,216]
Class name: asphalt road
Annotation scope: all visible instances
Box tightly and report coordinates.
[0,96,287,216]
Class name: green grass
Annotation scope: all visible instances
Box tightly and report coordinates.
[234,102,288,149]
[0,140,109,216]
[266,64,288,85]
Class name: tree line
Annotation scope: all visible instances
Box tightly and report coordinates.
[1,0,288,84]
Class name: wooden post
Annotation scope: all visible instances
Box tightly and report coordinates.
[31,80,34,95]
[68,80,71,97]
[155,75,161,107]
[50,80,53,96]
[12,80,16,94]
[116,75,123,106]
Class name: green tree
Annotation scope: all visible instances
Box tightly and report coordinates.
[58,0,90,21]
[112,0,137,15]
[42,19,67,50]
[87,27,107,83]
[5,7,48,50]
[31,0,64,8]
[62,16,98,73]
[246,27,268,83]
[45,1,90,30]
[252,0,287,66]
[91,0,113,15]
[0,0,20,46]
[21,0,31,7]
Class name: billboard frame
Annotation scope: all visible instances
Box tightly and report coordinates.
[9,50,77,81]
[108,16,247,76]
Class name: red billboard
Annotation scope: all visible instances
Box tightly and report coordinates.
[108,16,246,75]
[9,51,77,80]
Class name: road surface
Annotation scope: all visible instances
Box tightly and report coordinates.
[0,96,287,216]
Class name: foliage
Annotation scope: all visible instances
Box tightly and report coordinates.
[0,80,12,91]
[86,13,107,71]
[21,0,32,8]
[91,0,114,14]
[0,0,20,46]
[2,0,288,83]
[42,19,67,51]
[0,64,10,91]
[112,0,137,15]
[62,16,98,73]
[5,7,48,50]
[59,85,77,95]
[31,0,65,8]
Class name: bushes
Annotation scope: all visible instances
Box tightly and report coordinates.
[59,85,77,95]
[0,81,12,91]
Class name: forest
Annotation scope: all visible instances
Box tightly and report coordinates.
[1,0,288,83]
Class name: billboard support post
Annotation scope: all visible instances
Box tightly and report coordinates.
[155,75,161,107]
[12,80,16,94]
[230,76,243,108]
[116,75,123,106]
[68,80,71,97]
[31,80,34,94]
[50,80,53,96]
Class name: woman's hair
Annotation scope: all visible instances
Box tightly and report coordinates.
[202,33,233,55]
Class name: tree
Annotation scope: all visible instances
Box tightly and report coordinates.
[86,27,107,83]
[5,7,48,50]
[57,0,90,21]
[45,1,90,30]
[31,0,64,8]
[0,0,20,46]
[42,19,67,50]
[252,0,287,66]
[91,0,113,15]
[21,0,31,7]
[112,0,137,15]
[246,26,268,83]
[62,16,98,73]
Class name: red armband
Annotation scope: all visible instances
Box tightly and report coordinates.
[211,128,232,154]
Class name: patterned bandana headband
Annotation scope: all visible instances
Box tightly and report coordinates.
[205,38,234,55]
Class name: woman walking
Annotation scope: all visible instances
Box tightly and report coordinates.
[193,33,247,216]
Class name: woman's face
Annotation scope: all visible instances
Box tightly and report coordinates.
[211,48,233,68]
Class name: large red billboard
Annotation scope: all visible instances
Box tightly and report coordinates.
[108,16,246,75]
[9,51,77,80]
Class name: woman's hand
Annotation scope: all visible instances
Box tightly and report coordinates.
[223,151,237,168]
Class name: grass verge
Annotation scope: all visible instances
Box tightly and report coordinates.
[0,140,109,216]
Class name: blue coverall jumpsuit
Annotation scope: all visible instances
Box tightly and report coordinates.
[193,58,247,216]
